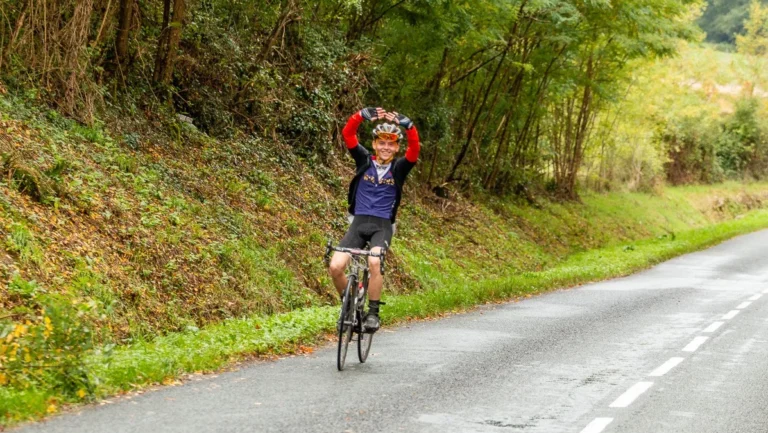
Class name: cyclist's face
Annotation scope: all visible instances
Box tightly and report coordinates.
[373,138,400,163]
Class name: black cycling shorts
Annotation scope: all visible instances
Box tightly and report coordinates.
[339,215,393,249]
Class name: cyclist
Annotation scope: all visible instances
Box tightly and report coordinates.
[328,107,420,332]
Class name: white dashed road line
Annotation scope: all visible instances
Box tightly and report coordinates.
[682,336,708,352]
[609,382,654,408]
[703,321,724,333]
[581,291,762,432]
[580,418,614,433]
[649,357,684,377]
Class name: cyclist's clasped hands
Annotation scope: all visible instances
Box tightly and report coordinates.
[360,107,414,130]
[360,107,387,122]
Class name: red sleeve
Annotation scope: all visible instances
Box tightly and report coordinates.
[342,112,364,149]
[404,127,420,163]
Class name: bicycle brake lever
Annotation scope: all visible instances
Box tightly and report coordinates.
[323,240,332,267]
[380,246,387,276]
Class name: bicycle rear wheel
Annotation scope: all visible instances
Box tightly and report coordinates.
[357,311,373,362]
[337,277,356,371]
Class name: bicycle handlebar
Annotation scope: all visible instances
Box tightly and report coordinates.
[324,240,388,274]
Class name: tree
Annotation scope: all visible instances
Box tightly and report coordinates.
[114,0,136,76]
[736,0,768,56]
[736,0,768,94]
[697,0,755,44]
[154,0,186,86]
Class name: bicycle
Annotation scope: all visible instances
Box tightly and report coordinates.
[324,241,387,371]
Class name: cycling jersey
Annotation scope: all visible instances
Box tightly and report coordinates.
[341,112,420,223]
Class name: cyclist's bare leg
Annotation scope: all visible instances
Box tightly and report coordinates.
[367,247,383,301]
[329,252,351,294]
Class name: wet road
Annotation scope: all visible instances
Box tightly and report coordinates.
[18,230,768,433]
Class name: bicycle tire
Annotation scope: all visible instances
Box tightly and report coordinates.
[357,313,373,362]
[337,277,356,371]
[357,276,372,363]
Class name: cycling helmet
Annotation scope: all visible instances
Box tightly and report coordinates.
[371,123,403,142]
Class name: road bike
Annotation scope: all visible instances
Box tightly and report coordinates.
[324,241,387,371]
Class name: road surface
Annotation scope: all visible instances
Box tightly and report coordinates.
[17,230,768,433]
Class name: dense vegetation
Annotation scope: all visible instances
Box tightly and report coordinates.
[3,0,768,425]
[0,0,712,198]
[698,0,768,45]
[2,0,768,196]
[1,89,768,419]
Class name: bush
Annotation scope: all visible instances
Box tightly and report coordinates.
[716,98,768,179]
[0,276,97,399]
[662,115,722,184]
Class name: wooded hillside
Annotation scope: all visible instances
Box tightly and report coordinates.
[6,0,765,201]
[5,0,768,423]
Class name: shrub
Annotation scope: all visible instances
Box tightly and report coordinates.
[662,115,721,184]
[4,222,43,267]
[1,276,97,399]
[716,98,768,179]
[1,153,54,203]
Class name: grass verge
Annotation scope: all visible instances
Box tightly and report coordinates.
[4,208,768,426]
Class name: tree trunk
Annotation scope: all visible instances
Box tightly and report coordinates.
[258,0,298,63]
[346,0,407,42]
[428,47,449,95]
[483,113,511,189]
[114,0,134,72]
[153,0,185,86]
[445,48,508,183]
[553,53,595,200]
[0,1,29,71]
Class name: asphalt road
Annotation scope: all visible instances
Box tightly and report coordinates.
[17,230,768,433]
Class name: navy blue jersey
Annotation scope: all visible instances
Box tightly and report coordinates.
[354,162,397,219]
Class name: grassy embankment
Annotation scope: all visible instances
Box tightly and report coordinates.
[1,92,768,424]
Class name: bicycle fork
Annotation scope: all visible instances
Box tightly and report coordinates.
[342,276,359,329]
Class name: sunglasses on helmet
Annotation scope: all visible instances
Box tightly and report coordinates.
[375,131,400,141]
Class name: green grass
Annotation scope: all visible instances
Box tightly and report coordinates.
[3,87,768,427]
[3,207,768,426]
[386,209,768,320]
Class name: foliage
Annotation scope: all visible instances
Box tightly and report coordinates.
[4,222,44,267]
[5,197,768,426]
[0,0,704,198]
[698,0,768,45]
[736,0,768,55]
[589,39,768,190]
[717,98,768,177]
[0,275,97,402]
[2,0,768,426]
[662,114,722,184]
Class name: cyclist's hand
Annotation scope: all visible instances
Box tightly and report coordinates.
[388,111,414,130]
[360,107,386,121]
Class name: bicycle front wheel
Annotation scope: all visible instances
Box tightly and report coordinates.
[357,286,373,363]
[337,277,356,371]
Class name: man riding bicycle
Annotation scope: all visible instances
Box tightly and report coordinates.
[328,107,420,332]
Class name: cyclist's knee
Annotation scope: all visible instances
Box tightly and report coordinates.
[368,256,381,274]
[329,253,348,276]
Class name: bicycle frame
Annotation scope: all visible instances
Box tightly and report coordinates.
[325,241,387,370]
[328,246,381,328]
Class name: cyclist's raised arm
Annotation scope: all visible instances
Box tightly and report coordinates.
[390,112,420,164]
[342,107,385,168]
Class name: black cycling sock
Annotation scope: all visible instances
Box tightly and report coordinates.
[368,300,381,315]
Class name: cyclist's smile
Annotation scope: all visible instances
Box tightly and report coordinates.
[373,138,400,163]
